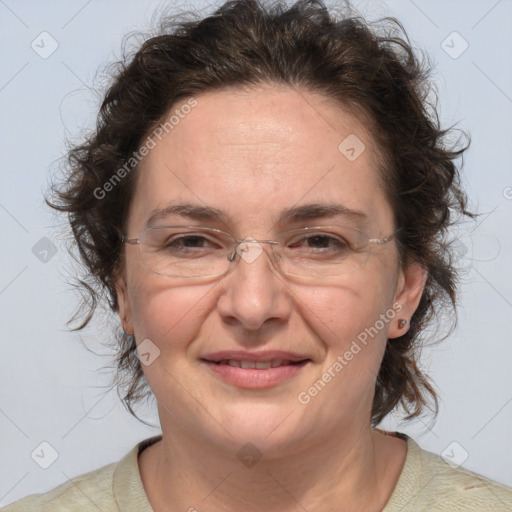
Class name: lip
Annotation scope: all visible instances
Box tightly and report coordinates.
[200,350,311,389]
[200,350,309,363]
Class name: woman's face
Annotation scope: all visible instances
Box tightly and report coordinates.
[117,84,425,455]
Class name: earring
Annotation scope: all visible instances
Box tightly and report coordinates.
[398,319,408,329]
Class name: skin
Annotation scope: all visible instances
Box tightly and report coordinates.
[116,84,427,512]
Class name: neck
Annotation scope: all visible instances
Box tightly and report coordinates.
[139,426,407,512]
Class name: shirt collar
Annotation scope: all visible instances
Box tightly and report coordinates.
[113,434,162,511]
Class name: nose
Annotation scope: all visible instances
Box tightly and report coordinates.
[216,240,292,332]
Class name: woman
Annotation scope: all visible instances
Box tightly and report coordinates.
[3,0,511,510]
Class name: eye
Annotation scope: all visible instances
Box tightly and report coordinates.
[167,234,212,248]
[288,233,350,251]
[163,234,221,252]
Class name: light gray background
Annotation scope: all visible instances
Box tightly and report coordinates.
[1,0,511,506]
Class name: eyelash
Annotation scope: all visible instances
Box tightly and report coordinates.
[163,232,349,250]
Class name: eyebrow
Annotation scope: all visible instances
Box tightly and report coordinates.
[278,203,368,225]
[146,201,368,227]
[146,203,229,227]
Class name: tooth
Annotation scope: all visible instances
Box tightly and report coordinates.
[255,361,272,369]
[241,360,256,369]
[271,360,282,368]
[228,360,241,368]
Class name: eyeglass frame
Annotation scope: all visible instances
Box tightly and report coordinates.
[121,224,399,279]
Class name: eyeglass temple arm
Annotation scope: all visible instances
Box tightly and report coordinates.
[368,233,396,244]
[121,236,140,245]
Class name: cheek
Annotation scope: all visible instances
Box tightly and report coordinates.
[293,272,393,350]
[128,277,218,350]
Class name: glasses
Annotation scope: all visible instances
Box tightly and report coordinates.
[121,225,397,279]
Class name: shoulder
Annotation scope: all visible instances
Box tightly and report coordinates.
[385,433,512,511]
[0,462,118,512]
[0,435,160,512]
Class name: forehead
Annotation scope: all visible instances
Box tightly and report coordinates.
[128,84,393,232]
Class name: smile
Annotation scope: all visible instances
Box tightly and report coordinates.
[210,359,304,369]
[201,358,310,388]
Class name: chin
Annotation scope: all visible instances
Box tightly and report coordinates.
[204,401,308,455]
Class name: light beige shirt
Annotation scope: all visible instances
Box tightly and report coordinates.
[2,433,511,511]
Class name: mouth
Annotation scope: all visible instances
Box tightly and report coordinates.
[204,359,309,369]
[200,351,311,388]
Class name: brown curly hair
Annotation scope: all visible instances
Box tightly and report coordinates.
[49,0,474,426]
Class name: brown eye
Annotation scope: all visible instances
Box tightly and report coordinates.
[165,235,214,249]
[288,233,349,251]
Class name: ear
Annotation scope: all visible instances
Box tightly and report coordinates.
[116,275,134,335]
[388,260,427,339]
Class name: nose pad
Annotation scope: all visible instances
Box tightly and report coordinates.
[227,239,281,274]
[235,238,264,265]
